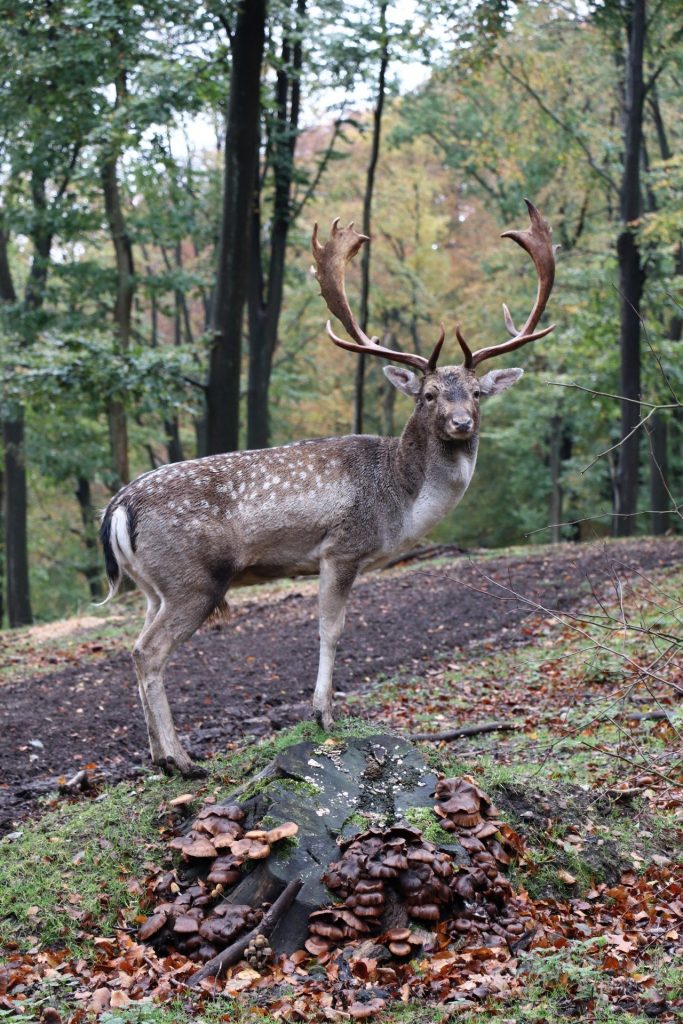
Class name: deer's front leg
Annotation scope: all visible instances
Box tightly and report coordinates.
[313,559,358,731]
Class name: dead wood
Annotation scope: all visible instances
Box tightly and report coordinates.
[410,721,519,742]
[187,877,303,987]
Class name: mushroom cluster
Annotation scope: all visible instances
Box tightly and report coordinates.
[435,776,531,948]
[308,823,454,956]
[138,801,298,961]
[307,777,531,958]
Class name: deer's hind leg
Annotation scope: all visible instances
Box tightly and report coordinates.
[313,559,358,731]
[132,584,218,777]
[129,576,165,764]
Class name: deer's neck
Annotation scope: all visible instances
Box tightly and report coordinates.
[385,413,478,548]
[395,414,479,498]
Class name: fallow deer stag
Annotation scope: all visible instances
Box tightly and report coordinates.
[99,200,556,776]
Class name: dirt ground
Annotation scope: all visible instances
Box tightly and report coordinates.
[1,537,680,832]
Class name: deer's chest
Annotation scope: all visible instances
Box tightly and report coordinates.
[402,456,476,543]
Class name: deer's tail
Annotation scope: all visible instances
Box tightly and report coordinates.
[95,504,132,606]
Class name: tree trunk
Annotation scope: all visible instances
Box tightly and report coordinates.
[613,0,646,537]
[0,222,33,627]
[75,476,104,600]
[3,415,33,626]
[0,466,4,627]
[353,0,389,435]
[549,413,563,543]
[101,77,134,490]
[207,0,266,455]
[647,414,669,535]
[247,0,304,451]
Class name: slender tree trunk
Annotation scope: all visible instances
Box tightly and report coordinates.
[647,414,669,535]
[613,0,646,537]
[207,0,266,455]
[3,416,32,625]
[353,0,389,435]
[0,467,4,627]
[0,221,33,627]
[101,71,134,490]
[247,0,304,451]
[75,476,104,600]
[549,413,564,543]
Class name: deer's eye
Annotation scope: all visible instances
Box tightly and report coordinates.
[424,392,435,402]
[473,389,480,399]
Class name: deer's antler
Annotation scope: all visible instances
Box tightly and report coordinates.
[458,199,557,370]
[312,219,444,374]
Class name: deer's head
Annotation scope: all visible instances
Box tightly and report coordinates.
[312,200,557,443]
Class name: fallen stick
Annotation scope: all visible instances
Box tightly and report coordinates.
[411,721,519,742]
[187,877,303,988]
[225,760,281,803]
[620,710,670,722]
[383,542,466,569]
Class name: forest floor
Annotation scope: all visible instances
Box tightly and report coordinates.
[1,536,680,832]
[0,536,682,1024]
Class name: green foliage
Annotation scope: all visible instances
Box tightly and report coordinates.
[1,0,681,623]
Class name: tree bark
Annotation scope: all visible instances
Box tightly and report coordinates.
[353,0,389,436]
[3,417,33,626]
[247,0,304,451]
[0,220,33,627]
[75,476,104,600]
[549,413,563,543]
[647,414,669,535]
[101,70,134,491]
[207,0,266,455]
[613,0,646,537]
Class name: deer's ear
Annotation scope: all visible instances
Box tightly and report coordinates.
[383,365,422,397]
[478,367,524,396]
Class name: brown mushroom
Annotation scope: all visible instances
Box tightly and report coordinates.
[407,902,440,922]
[265,821,299,843]
[305,935,333,956]
[213,831,244,850]
[138,910,168,941]
[169,793,195,808]
[173,914,200,935]
[229,838,270,860]
[196,803,245,822]
[388,941,412,957]
[198,817,244,838]
[383,852,409,870]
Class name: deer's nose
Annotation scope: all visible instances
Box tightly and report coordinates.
[450,417,473,433]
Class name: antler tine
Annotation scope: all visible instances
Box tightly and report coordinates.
[312,219,434,374]
[468,199,557,370]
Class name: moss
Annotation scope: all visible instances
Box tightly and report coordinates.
[402,806,453,846]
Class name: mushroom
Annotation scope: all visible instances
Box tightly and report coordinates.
[173,914,200,935]
[265,821,299,843]
[198,817,244,838]
[229,837,271,860]
[305,934,333,956]
[388,941,412,957]
[138,910,168,941]
[213,831,244,850]
[196,803,245,822]
[406,902,440,922]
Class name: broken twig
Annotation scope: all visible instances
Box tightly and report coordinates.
[411,721,519,742]
[187,877,303,987]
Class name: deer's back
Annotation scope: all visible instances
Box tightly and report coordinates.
[108,435,404,587]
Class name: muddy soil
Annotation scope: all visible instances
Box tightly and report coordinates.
[1,538,679,832]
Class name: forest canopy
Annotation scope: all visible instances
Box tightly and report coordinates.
[0,0,681,625]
